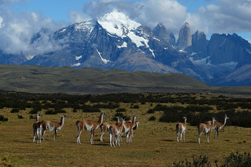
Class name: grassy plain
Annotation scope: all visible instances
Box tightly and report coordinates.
[0,93,250,167]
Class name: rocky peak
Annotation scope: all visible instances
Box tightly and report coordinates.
[191,30,208,56]
[153,23,175,46]
[176,22,192,50]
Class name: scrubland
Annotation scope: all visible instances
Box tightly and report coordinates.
[0,92,250,166]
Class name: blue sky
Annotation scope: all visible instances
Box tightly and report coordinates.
[0,0,250,54]
[9,0,216,22]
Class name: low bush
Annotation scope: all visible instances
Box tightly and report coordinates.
[149,115,156,121]
[10,108,19,113]
[45,109,66,115]
[222,152,251,167]
[0,115,8,122]
[116,108,126,112]
[173,152,251,167]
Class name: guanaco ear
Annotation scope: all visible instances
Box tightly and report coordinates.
[101,111,106,116]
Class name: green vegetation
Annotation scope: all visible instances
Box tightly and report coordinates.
[0,91,250,166]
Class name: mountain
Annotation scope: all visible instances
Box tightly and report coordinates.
[188,32,251,85]
[152,23,175,46]
[176,22,192,50]
[0,10,251,87]
[0,50,27,64]
[24,10,206,81]
[0,64,209,94]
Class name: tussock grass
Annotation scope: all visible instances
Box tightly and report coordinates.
[0,92,250,166]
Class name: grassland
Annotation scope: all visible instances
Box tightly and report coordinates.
[0,92,250,167]
[1,64,251,98]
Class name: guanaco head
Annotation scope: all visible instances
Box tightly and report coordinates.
[61,115,68,119]
[133,121,140,130]
[101,111,106,116]
[212,117,216,125]
[36,112,42,118]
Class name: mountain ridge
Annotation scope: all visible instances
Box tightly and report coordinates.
[0,10,251,86]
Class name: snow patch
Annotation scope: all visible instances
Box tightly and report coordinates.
[26,55,35,60]
[74,20,94,31]
[72,63,81,67]
[149,48,155,58]
[190,56,210,65]
[179,50,187,53]
[220,39,226,47]
[191,52,198,56]
[117,42,127,48]
[98,9,141,38]
[75,55,82,60]
[153,37,160,41]
[96,49,110,64]
[59,28,66,33]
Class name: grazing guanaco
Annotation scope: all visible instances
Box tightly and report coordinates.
[109,118,125,147]
[76,111,106,144]
[198,117,216,144]
[206,114,229,139]
[33,112,42,143]
[100,116,119,141]
[176,117,187,142]
[122,115,136,143]
[41,115,67,141]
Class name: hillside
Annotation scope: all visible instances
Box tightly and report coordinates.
[1,64,251,97]
[0,64,209,94]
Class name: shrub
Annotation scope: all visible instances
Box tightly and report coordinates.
[10,108,19,113]
[82,105,100,112]
[149,115,156,121]
[113,113,130,121]
[147,109,155,114]
[173,154,211,167]
[17,114,24,119]
[222,152,251,167]
[0,115,8,122]
[45,109,66,115]
[29,108,41,114]
[116,108,126,112]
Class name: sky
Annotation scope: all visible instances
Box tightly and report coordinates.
[0,0,251,55]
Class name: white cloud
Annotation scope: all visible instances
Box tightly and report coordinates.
[194,0,251,35]
[0,9,65,55]
[0,16,3,28]
[138,0,187,34]
[68,11,90,24]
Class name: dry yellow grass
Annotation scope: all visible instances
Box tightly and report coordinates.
[0,103,250,167]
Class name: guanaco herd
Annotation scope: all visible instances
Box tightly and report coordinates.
[33,111,229,146]
[33,111,139,147]
[176,114,229,144]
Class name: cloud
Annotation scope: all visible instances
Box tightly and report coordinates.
[83,0,251,40]
[193,0,251,35]
[83,0,187,37]
[138,0,187,34]
[68,11,90,24]
[0,2,65,56]
[83,0,143,20]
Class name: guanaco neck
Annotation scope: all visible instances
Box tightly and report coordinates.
[98,113,104,124]
[116,117,120,124]
[35,114,40,122]
[211,118,216,129]
[184,118,187,126]
[220,117,228,128]
[60,117,65,126]
[132,116,136,124]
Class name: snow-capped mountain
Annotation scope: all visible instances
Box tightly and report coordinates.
[1,10,251,86]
